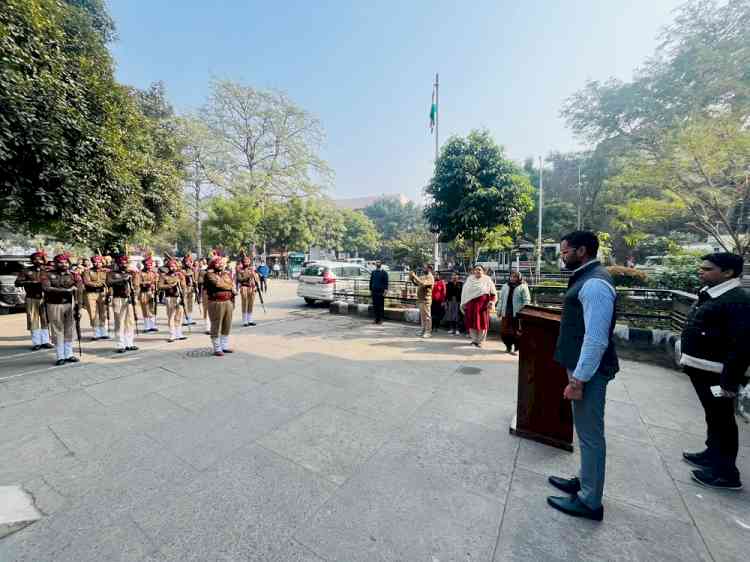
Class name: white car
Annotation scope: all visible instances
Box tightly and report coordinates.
[297,261,371,304]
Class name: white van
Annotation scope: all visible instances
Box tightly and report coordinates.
[297,261,371,304]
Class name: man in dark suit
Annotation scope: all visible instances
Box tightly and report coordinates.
[680,252,750,490]
[369,262,389,324]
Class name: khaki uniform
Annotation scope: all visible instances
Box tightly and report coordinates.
[236,267,260,324]
[42,271,81,361]
[15,267,51,347]
[197,269,210,330]
[410,271,434,334]
[158,270,187,340]
[135,269,159,331]
[182,267,197,324]
[82,268,109,337]
[107,269,137,350]
[205,270,235,352]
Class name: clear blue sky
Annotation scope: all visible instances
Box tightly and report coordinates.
[109,0,684,202]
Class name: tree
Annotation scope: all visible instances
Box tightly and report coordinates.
[561,0,750,254]
[424,130,534,263]
[200,79,332,199]
[0,0,183,247]
[262,198,313,264]
[388,230,434,270]
[341,211,379,257]
[362,198,423,240]
[202,195,263,255]
[178,115,227,255]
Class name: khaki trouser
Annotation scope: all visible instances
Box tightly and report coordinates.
[201,289,209,320]
[25,297,48,331]
[184,287,194,316]
[139,290,155,319]
[165,296,182,331]
[86,291,107,329]
[47,302,74,342]
[240,286,256,314]
[112,297,135,341]
[419,301,432,333]
[208,300,233,337]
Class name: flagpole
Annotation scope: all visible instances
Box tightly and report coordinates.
[537,156,544,284]
[433,73,440,268]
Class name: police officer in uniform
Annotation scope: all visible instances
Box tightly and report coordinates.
[107,254,138,353]
[236,255,260,327]
[15,250,53,350]
[205,256,236,356]
[158,258,187,342]
[136,255,159,332]
[181,255,198,327]
[42,254,81,365]
[82,255,110,340]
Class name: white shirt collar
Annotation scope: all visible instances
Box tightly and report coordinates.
[571,259,600,274]
[703,278,741,298]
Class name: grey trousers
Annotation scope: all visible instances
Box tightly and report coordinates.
[572,372,610,510]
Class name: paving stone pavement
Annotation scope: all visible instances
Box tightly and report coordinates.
[0,281,748,561]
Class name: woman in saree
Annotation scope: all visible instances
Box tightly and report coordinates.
[460,265,498,347]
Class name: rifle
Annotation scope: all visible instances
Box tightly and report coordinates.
[104,286,111,335]
[127,277,139,335]
[72,292,82,358]
[175,280,190,333]
[255,274,266,314]
[193,282,202,317]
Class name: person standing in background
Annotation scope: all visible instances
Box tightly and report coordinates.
[158,258,187,342]
[445,272,463,335]
[15,249,53,351]
[498,270,531,354]
[460,265,497,347]
[369,261,389,324]
[257,261,269,293]
[42,254,81,366]
[680,252,750,490]
[431,273,446,332]
[409,264,434,338]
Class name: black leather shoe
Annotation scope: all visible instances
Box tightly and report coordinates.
[178,336,187,341]
[41,343,54,349]
[691,469,742,490]
[547,495,603,521]
[31,345,41,351]
[65,356,79,363]
[548,476,581,495]
[248,322,256,327]
[127,346,138,351]
[117,348,126,354]
[55,359,66,366]
[683,450,714,470]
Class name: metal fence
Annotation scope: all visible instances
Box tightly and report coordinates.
[332,277,699,332]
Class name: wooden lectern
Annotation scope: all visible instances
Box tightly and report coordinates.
[509,305,574,452]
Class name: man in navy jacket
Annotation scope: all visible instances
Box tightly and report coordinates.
[680,252,750,490]
[369,262,389,324]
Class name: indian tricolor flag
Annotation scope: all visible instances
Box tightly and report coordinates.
[429,87,436,134]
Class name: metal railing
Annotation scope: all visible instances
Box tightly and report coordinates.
[332,277,699,332]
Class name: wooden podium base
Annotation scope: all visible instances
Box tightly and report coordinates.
[509,415,574,453]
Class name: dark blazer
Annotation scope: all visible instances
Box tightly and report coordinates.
[369,269,389,292]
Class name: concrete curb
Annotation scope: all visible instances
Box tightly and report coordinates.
[330,301,683,370]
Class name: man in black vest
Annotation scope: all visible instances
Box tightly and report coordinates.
[547,231,619,521]
[369,261,389,324]
[680,252,749,490]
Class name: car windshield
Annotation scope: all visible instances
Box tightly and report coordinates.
[302,265,326,276]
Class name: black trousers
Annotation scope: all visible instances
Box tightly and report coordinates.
[431,301,444,331]
[372,290,385,322]
[686,367,740,478]
[259,277,267,293]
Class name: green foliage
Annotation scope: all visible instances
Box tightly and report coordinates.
[0,0,183,248]
[562,0,750,255]
[650,255,703,293]
[362,198,423,240]
[203,196,262,255]
[341,211,379,257]
[606,266,649,288]
[425,130,534,263]
[388,230,434,270]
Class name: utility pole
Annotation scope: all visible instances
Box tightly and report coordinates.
[537,156,544,283]
[433,73,440,268]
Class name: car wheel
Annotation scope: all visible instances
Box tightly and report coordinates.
[304,297,316,305]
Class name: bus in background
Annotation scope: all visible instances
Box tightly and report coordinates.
[288,251,306,279]
[475,242,561,276]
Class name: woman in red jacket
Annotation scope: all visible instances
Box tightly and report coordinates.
[431,273,447,332]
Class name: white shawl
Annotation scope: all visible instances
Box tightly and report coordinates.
[460,274,497,311]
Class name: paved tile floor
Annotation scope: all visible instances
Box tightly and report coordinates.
[0,281,748,561]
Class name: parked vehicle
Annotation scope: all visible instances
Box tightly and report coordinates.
[297,261,371,304]
[0,255,30,313]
